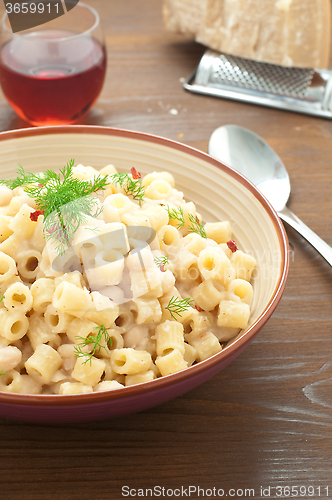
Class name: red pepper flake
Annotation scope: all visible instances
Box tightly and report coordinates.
[30,210,45,222]
[195,305,202,312]
[159,264,165,272]
[227,240,238,253]
[195,215,200,224]
[131,167,141,180]
[38,183,44,188]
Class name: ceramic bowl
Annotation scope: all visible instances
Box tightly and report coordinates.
[0,126,289,423]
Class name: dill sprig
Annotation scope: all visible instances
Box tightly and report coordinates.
[2,160,110,255]
[74,325,112,365]
[0,370,5,377]
[165,296,194,320]
[0,295,4,303]
[0,165,43,190]
[153,255,169,267]
[166,206,185,229]
[166,206,206,238]
[187,213,207,238]
[111,172,145,204]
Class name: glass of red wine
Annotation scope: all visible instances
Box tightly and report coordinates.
[0,2,107,126]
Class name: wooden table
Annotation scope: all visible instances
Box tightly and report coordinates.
[1,1,332,499]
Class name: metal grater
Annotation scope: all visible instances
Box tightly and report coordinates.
[184,50,332,118]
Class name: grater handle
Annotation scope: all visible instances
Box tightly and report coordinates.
[278,206,332,266]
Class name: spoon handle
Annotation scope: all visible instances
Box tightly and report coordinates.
[278,206,332,266]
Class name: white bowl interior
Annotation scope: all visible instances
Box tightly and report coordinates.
[0,130,284,335]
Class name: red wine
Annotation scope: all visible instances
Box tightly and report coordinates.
[0,31,107,126]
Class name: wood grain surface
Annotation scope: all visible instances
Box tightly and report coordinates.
[1,1,332,499]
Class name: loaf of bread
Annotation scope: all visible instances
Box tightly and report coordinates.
[163,0,331,68]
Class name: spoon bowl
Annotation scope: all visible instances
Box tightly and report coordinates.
[209,124,332,266]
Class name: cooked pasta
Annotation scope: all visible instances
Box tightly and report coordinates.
[0,164,256,394]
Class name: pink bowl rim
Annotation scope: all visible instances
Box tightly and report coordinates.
[0,125,289,406]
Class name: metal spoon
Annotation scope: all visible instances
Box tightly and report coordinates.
[208,124,332,266]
